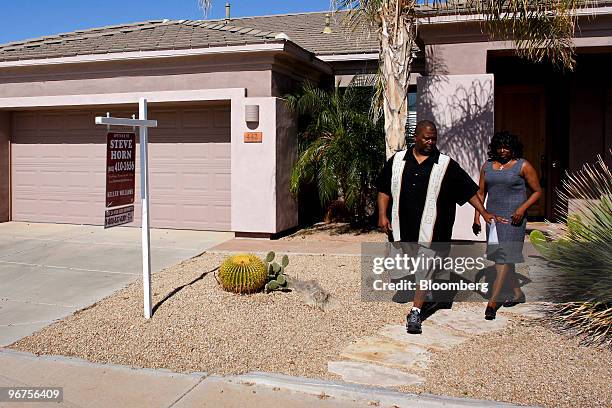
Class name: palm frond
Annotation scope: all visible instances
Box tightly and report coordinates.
[197,0,212,16]
[472,0,584,69]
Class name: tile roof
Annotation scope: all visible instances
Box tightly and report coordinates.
[204,11,379,56]
[0,19,285,62]
[0,11,379,63]
[2,2,609,63]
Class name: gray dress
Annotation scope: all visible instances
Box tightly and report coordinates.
[485,159,527,264]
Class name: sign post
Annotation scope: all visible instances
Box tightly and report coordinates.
[139,99,152,320]
[96,98,158,319]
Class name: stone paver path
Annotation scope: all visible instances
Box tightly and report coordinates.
[328,305,540,386]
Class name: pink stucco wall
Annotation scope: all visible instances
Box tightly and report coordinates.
[0,111,8,222]
[417,74,495,241]
[0,54,274,98]
[230,97,293,234]
[229,97,298,234]
[425,43,490,75]
[420,13,612,76]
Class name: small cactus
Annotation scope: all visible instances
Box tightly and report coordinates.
[529,229,549,254]
[266,280,280,292]
[263,252,290,292]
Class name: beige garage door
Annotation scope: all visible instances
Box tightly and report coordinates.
[11,104,231,230]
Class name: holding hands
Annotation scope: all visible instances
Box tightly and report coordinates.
[472,211,509,236]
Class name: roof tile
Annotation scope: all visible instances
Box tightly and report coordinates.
[0,11,382,62]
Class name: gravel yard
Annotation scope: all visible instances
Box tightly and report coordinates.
[11,254,405,378]
[404,317,612,408]
[10,248,611,408]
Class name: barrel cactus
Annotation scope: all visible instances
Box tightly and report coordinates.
[218,254,267,294]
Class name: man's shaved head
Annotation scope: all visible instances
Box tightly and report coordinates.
[413,120,438,156]
[415,120,437,136]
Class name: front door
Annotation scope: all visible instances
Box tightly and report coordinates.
[495,85,547,218]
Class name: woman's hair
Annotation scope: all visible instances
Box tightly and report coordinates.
[487,131,523,161]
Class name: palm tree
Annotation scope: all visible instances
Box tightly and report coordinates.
[285,82,385,224]
[333,0,584,158]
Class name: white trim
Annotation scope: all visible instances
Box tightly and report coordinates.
[0,43,285,68]
[95,116,157,127]
[390,150,407,242]
[0,88,247,109]
[318,53,379,62]
[418,154,450,247]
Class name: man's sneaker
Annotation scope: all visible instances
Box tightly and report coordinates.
[406,309,422,334]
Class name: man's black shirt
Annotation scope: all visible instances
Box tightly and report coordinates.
[376,148,479,242]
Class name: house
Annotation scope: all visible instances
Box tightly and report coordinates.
[1,5,610,238]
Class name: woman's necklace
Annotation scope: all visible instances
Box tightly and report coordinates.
[497,159,514,170]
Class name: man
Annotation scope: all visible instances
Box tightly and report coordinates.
[377,120,501,334]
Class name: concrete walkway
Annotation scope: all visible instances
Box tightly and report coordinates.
[0,222,233,346]
[328,304,544,388]
[0,349,530,408]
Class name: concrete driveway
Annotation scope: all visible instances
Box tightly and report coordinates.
[0,222,233,346]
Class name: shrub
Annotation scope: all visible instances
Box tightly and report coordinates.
[529,154,611,347]
[286,81,385,226]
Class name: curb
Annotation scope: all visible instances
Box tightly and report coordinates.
[1,348,539,408]
[219,371,536,408]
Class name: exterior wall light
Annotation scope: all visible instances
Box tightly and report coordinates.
[245,105,259,123]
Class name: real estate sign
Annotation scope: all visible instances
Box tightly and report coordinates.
[105,132,135,207]
[105,132,135,228]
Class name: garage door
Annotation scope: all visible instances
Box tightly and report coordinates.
[11,105,231,230]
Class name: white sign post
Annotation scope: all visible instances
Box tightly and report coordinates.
[96,98,158,319]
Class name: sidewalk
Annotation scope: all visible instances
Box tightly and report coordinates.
[0,349,530,408]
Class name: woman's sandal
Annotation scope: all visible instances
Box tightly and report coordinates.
[503,292,526,308]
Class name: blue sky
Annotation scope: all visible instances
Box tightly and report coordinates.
[0,0,334,44]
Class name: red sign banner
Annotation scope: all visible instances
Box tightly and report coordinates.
[106,132,136,208]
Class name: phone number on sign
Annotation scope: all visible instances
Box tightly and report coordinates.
[0,387,63,402]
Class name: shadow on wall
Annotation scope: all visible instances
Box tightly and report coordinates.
[418,75,493,176]
[417,48,494,240]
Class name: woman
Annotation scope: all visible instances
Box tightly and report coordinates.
[473,131,542,320]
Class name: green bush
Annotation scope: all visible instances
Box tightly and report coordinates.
[285,81,385,225]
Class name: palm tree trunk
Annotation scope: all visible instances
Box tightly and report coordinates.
[379,1,415,159]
